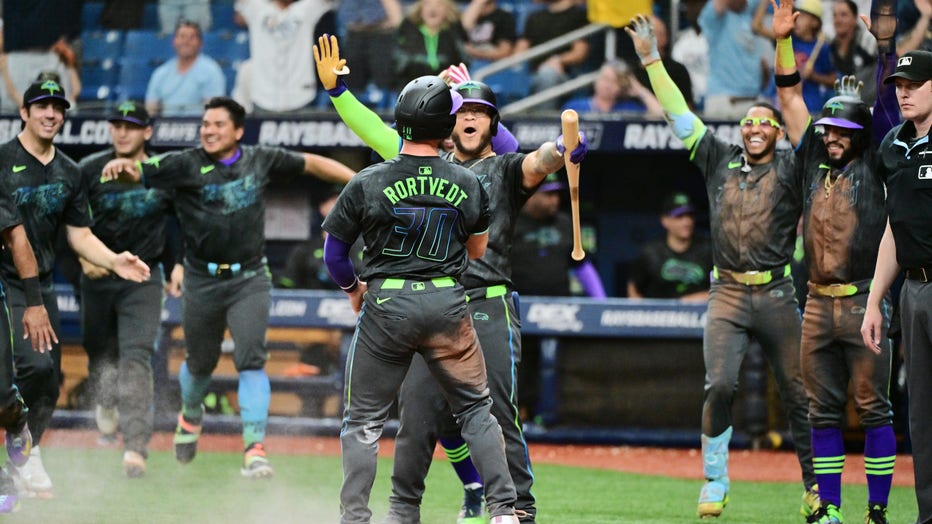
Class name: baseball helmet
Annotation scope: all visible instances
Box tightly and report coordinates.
[455,80,500,136]
[814,95,872,150]
[394,75,462,141]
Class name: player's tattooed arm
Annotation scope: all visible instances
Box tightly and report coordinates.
[520,142,564,190]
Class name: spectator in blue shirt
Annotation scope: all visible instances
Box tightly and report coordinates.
[562,61,662,116]
[145,21,226,117]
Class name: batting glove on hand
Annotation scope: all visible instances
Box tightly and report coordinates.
[624,14,661,66]
[556,131,588,164]
[834,75,863,99]
[313,34,350,94]
[445,63,472,86]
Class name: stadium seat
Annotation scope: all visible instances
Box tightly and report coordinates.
[210,3,237,31]
[116,59,155,101]
[141,2,160,30]
[202,30,250,68]
[481,63,531,106]
[81,1,104,31]
[124,30,174,67]
[80,30,124,68]
[79,61,119,109]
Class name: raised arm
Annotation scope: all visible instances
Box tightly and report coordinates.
[314,34,401,160]
[771,0,810,146]
[752,0,776,40]
[867,1,901,142]
[626,15,707,152]
[302,153,354,184]
[519,131,588,191]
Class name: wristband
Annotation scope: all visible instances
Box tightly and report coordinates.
[341,278,359,293]
[327,77,348,98]
[22,276,43,307]
[776,37,795,69]
[774,71,801,88]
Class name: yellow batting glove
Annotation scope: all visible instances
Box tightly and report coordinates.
[313,33,350,91]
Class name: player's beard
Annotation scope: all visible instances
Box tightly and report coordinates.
[452,127,493,159]
[825,141,859,168]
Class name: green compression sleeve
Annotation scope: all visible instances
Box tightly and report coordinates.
[331,90,401,160]
[646,60,706,152]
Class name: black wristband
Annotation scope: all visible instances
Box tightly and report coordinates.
[342,278,359,293]
[774,71,801,88]
[22,277,43,307]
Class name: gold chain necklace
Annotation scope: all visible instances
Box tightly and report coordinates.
[824,170,839,198]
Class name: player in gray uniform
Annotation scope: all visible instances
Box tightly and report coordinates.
[100,96,354,479]
[628,15,816,519]
[0,79,151,498]
[863,49,932,524]
[772,3,900,523]
[322,75,519,524]
[77,101,174,478]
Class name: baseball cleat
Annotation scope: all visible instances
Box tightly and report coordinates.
[173,412,202,464]
[806,502,843,523]
[122,450,146,478]
[241,443,274,479]
[457,484,484,523]
[4,423,31,468]
[697,479,729,518]
[864,503,888,524]
[801,484,821,517]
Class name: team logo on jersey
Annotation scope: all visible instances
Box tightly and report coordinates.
[418,166,432,175]
[919,165,932,180]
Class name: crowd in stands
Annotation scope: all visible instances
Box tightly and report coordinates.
[0,0,927,118]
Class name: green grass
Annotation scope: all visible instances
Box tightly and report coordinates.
[3,447,919,523]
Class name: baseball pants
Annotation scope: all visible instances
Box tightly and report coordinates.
[340,277,515,524]
[81,265,164,454]
[390,290,535,521]
[900,280,932,524]
[0,280,26,432]
[704,277,815,488]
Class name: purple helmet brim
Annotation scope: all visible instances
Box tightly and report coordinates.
[813,116,864,130]
[449,90,463,115]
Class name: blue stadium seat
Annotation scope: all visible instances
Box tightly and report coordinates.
[124,30,174,66]
[80,30,124,67]
[79,61,119,108]
[202,30,250,68]
[141,2,160,30]
[116,59,156,101]
[82,1,104,31]
[482,63,531,106]
[509,2,545,36]
[210,3,237,31]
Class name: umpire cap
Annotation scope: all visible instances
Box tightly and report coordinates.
[455,80,500,136]
[884,50,932,84]
[395,75,463,141]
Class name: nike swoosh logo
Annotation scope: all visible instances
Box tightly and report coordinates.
[376,297,392,304]
[12,165,26,173]
[200,165,215,174]
[727,161,742,169]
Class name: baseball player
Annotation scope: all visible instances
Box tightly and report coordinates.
[772,2,901,523]
[628,15,817,519]
[77,101,174,478]
[322,75,519,524]
[315,35,588,523]
[0,79,151,498]
[99,96,354,479]
[862,48,932,524]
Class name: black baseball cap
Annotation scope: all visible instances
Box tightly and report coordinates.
[883,50,932,84]
[108,101,151,126]
[537,173,566,193]
[662,192,695,217]
[23,79,70,109]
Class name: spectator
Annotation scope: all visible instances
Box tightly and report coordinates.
[335,0,403,92]
[829,0,878,103]
[145,21,226,117]
[159,0,213,35]
[699,0,772,119]
[627,192,713,301]
[896,0,932,54]
[513,0,590,111]
[672,0,711,108]
[562,60,663,116]
[394,0,469,90]
[511,173,606,422]
[235,0,331,113]
[1,52,81,110]
[786,0,837,112]
[461,0,517,62]
[632,16,697,110]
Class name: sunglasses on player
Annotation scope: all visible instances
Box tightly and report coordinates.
[739,116,782,129]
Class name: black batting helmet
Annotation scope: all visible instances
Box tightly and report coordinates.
[395,75,462,141]
[814,95,872,151]
[455,80,500,136]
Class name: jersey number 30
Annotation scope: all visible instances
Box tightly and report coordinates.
[383,207,459,261]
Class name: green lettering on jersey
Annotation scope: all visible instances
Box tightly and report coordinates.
[381,176,470,207]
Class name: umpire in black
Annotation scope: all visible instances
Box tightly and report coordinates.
[862,49,932,524]
[322,75,518,524]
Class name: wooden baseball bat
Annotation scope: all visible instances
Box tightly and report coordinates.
[561,109,585,261]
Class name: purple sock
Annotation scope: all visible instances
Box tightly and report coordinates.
[439,436,483,487]
[864,425,896,506]
[811,427,844,506]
